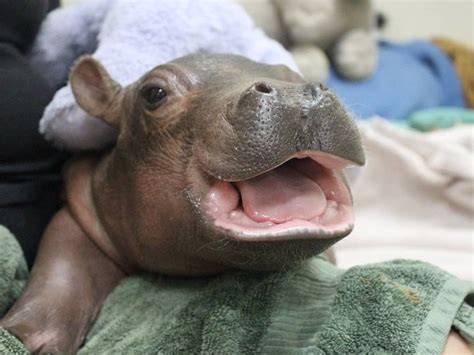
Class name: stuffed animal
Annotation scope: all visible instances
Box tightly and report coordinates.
[237,0,378,83]
[30,0,298,151]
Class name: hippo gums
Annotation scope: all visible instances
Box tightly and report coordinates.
[0,54,364,353]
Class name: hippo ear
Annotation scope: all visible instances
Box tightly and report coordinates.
[70,56,122,128]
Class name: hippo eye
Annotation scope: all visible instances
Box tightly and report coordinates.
[141,86,167,107]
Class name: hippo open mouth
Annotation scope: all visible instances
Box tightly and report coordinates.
[190,60,364,243]
[203,152,354,241]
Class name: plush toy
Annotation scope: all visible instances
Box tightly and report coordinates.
[237,0,378,83]
[30,0,298,151]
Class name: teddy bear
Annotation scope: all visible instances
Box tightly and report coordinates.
[237,0,379,83]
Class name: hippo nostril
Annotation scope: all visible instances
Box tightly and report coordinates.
[307,82,331,100]
[253,82,273,94]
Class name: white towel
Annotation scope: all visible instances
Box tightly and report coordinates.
[337,119,474,281]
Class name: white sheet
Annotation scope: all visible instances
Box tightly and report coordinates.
[336,119,474,281]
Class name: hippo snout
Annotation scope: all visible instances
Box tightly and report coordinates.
[196,79,365,182]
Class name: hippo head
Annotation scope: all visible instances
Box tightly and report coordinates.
[70,54,364,274]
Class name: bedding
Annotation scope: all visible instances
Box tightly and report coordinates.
[337,119,474,281]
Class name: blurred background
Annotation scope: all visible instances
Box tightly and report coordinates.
[373,0,472,45]
[62,0,474,45]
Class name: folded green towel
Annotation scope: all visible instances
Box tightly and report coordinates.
[0,226,472,354]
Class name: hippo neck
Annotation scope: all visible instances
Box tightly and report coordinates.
[90,150,141,272]
[64,154,132,272]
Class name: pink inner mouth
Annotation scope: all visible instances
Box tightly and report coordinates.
[203,154,354,239]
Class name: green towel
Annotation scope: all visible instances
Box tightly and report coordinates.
[0,226,472,354]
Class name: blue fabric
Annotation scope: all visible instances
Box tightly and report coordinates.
[327,41,465,120]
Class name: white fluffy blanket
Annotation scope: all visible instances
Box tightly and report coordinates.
[337,119,473,281]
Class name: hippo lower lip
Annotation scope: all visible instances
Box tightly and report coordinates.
[203,152,354,241]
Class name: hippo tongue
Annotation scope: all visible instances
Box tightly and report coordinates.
[235,164,327,223]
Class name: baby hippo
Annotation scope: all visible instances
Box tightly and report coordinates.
[0,54,364,353]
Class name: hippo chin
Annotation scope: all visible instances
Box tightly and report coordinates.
[0,53,364,353]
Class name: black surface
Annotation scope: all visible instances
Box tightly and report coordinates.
[0,0,66,268]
